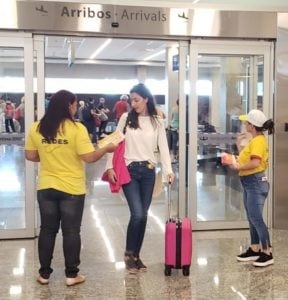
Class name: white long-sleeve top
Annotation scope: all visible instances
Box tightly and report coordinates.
[106,112,173,179]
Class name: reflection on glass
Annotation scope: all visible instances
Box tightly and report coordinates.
[197,55,264,222]
[0,145,25,229]
[0,47,26,230]
[0,169,21,191]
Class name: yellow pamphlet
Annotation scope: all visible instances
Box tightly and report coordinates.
[97,130,124,149]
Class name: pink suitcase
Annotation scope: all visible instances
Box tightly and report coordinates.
[164,184,192,276]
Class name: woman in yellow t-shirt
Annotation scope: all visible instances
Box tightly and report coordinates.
[25,90,116,286]
[230,109,274,268]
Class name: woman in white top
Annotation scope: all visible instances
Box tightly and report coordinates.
[107,83,174,273]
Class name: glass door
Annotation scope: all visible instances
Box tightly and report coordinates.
[0,32,36,238]
[188,40,274,230]
[164,40,189,220]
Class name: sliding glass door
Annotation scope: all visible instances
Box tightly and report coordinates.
[188,40,274,230]
[0,33,36,238]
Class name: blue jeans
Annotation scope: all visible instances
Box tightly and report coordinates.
[122,162,156,256]
[240,172,270,250]
[171,130,178,156]
[37,189,85,278]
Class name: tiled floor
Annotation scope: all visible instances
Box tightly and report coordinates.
[0,154,287,299]
[1,185,288,299]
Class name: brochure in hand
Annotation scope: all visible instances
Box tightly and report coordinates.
[97,130,124,149]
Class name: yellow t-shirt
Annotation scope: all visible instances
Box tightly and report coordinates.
[238,134,268,176]
[25,120,95,194]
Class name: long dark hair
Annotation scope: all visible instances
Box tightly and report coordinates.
[255,119,275,135]
[125,83,158,132]
[38,90,76,140]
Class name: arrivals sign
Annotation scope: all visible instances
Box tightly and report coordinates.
[3,2,278,38]
[16,2,178,36]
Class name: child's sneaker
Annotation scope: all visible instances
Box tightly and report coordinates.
[253,252,274,267]
[236,247,260,262]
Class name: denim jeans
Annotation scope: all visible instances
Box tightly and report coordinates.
[240,172,270,250]
[122,162,156,256]
[5,118,15,133]
[37,189,85,278]
[98,120,108,137]
[171,130,179,156]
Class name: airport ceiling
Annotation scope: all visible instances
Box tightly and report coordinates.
[45,37,177,65]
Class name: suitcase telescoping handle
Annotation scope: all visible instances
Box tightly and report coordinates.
[167,180,180,220]
[167,180,179,220]
[167,181,172,220]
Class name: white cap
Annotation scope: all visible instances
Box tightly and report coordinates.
[120,94,128,100]
[239,109,267,127]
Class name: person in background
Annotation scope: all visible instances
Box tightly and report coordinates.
[25,90,116,286]
[15,96,25,132]
[4,99,16,133]
[106,83,175,274]
[113,94,129,124]
[77,100,85,123]
[97,97,110,138]
[230,109,274,267]
[170,99,179,163]
[45,94,52,111]
[0,99,6,132]
[82,98,98,143]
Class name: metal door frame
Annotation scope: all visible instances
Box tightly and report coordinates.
[188,39,274,230]
[0,32,36,238]
[0,33,274,237]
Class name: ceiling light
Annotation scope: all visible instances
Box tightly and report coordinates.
[90,39,112,59]
[143,49,165,61]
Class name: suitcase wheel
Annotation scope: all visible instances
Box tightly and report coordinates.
[164,265,172,276]
[182,266,190,276]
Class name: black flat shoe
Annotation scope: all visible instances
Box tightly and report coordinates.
[136,257,147,272]
[124,255,139,274]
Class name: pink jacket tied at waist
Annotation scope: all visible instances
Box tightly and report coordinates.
[101,141,131,193]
